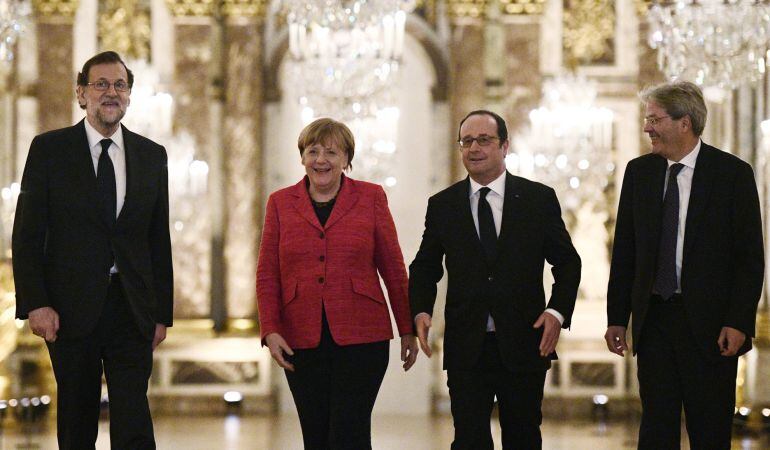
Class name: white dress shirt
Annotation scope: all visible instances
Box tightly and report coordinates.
[664,140,701,293]
[469,172,565,331]
[84,119,126,273]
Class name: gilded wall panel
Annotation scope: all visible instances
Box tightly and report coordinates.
[562,0,615,66]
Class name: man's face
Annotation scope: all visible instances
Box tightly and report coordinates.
[643,101,682,159]
[76,62,130,136]
[459,114,508,184]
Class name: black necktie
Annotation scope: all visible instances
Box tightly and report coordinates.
[478,187,497,262]
[653,163,685,300]
[97,138,117,229]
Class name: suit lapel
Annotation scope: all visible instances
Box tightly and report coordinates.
[683,144,715,258]
[455,178,488,263]
[643,156,668,250]
[497,172,523,254]
[324,175,359,229]
[117,125,138,227]
[290,177,323,231]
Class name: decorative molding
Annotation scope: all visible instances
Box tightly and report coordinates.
[447,0,545,19]
[31,0,79,19]
[222,0,266,18]
[165,0,266,18]
[499,0,546,15]
[165,0,215,17]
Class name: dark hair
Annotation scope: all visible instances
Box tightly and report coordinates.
[76,51,134,89]
[458,110,508,144]
[298,118,355,170]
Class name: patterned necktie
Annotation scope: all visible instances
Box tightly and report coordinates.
[97,138,117,229]
[653,163,685,300]
[478,187,497,262]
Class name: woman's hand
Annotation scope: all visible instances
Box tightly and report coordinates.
[400,334,418,371]
[265,333,295,371]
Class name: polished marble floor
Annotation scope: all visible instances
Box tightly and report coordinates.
[1,414,767,449]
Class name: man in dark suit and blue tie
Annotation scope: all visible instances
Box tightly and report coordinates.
[12,51,173,449]
[606,81,764,449]
[409,110,581,449]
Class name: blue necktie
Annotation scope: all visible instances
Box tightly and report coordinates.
[653,163,685,300]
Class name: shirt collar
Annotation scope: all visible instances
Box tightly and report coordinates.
[84,118,124,152]
[469,171,507,198]
[670,139,700,170]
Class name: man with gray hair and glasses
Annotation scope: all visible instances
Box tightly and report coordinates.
[606,80,764,449]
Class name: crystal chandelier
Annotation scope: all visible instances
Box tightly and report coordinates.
[510,75,614,216]
[647,0,770,90]
[0,0,28,69]
[281,0,412,187]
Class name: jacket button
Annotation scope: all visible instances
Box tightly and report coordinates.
[488,276,494,282]
[319,232,325,239]
[318,277,324,284]
[319,255,325,261]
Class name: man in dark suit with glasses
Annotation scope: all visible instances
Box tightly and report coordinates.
[410,110,581,449]
[13,51,173,449]
[606,81,764,449]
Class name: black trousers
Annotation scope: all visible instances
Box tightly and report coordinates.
[637,297,738,450]
[284,311,389,450]
[46,275,155,450]
[446,333,547,450]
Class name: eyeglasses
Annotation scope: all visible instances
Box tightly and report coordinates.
[85,79,130,92]
[644,115,671,126]
[458,135,499,149]
[303,145,344,161]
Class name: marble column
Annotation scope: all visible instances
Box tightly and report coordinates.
[222,9,263,320]
[33,0,80,133]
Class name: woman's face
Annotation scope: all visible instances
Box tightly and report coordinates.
[301,140,348,193]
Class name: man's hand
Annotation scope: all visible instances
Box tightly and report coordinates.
[28,307,59,342]
[400,334,418,371]
[152,324,167,350]
[718,326,746,356]
[604,326,628,356]
[265,333,295,371]
[414,313,432,357]
[533,311,561,357]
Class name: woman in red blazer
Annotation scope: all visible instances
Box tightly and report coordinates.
[257,118,417,449]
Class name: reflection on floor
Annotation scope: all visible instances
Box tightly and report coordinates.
[2,415,768,449]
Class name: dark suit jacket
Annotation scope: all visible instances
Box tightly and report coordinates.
[12,120,174,340]
[607,143,764,359]
[409,172,581,371]
[256,175,412,349]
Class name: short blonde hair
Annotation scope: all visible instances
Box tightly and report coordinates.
[297,118,355,170]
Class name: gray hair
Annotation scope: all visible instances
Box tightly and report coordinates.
[639,81,707,136]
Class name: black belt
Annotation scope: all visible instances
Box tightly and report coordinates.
[650,293,682,304]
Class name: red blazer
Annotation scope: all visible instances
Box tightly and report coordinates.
[257,175,412,349]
